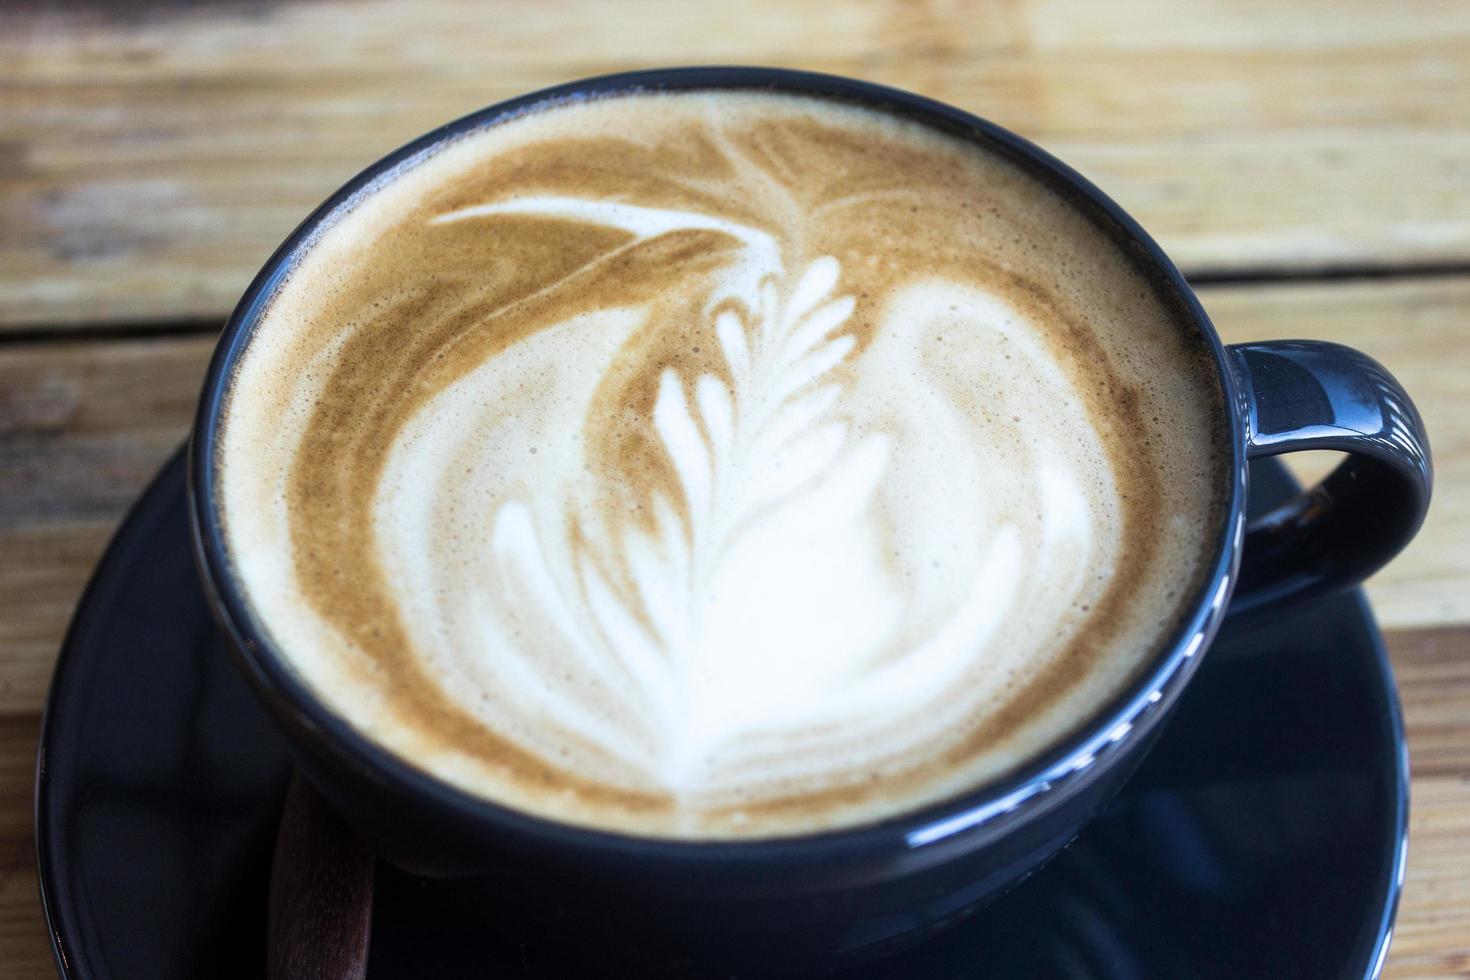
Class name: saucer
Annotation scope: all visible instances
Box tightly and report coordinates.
[36,451,1406,978]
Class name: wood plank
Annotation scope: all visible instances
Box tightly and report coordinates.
[1389,771,1470,979]
[0,844,52,980]
[0,336,212,715]
[0,714,52,980]
[0,281,1464,973]
[1384,629,1470,977]
[0,336,211,527]
[0,521,117,718]
[0,624,1463,976]
[0,715,38,848]
[1390,623,1470,782]
[3,0,1470,328]
[1,277,1466,713]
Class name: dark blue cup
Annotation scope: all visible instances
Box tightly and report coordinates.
[188,67,1432,972]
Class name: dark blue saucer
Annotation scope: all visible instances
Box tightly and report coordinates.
[35,452,1406,979]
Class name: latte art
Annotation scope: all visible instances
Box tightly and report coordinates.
[382,240,1108,803]
[218,92,1227,837]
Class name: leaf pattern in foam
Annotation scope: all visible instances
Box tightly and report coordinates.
[430,197,985,794]
[630,253,890,786]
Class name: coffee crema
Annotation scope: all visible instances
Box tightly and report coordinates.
[217,91,1228,838]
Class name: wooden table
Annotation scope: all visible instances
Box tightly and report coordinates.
[2,1,1467,976]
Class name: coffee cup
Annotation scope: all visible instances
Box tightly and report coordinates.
[189,67,1431,970]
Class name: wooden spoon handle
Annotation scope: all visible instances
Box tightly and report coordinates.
[268,773,376,980]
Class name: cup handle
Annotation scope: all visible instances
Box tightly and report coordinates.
[1226,340,1432,617]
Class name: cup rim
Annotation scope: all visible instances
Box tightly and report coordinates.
[188,65,1248,863]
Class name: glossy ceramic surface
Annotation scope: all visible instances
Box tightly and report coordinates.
[1231,340,1432,617]
[179,73,1428,967]
[188,69,1252,895]
[36,451,1406,978]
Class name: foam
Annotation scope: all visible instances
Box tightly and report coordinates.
[216,91,1229,838]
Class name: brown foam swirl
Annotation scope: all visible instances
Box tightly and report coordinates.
[217,92,1229,838]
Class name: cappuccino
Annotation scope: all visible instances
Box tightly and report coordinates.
[216,91,1228,838]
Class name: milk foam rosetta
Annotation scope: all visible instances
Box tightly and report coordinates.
[218,92,1228,838]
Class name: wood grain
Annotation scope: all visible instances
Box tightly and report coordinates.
[0,714,53,980]
[3,0,1470,329]
[3,279,1463,716]
[0,277,1465,975]
[2,2,1468,969]
[1393,769,1470,979]
[0,336,212,716]
[0,632,1460,979]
